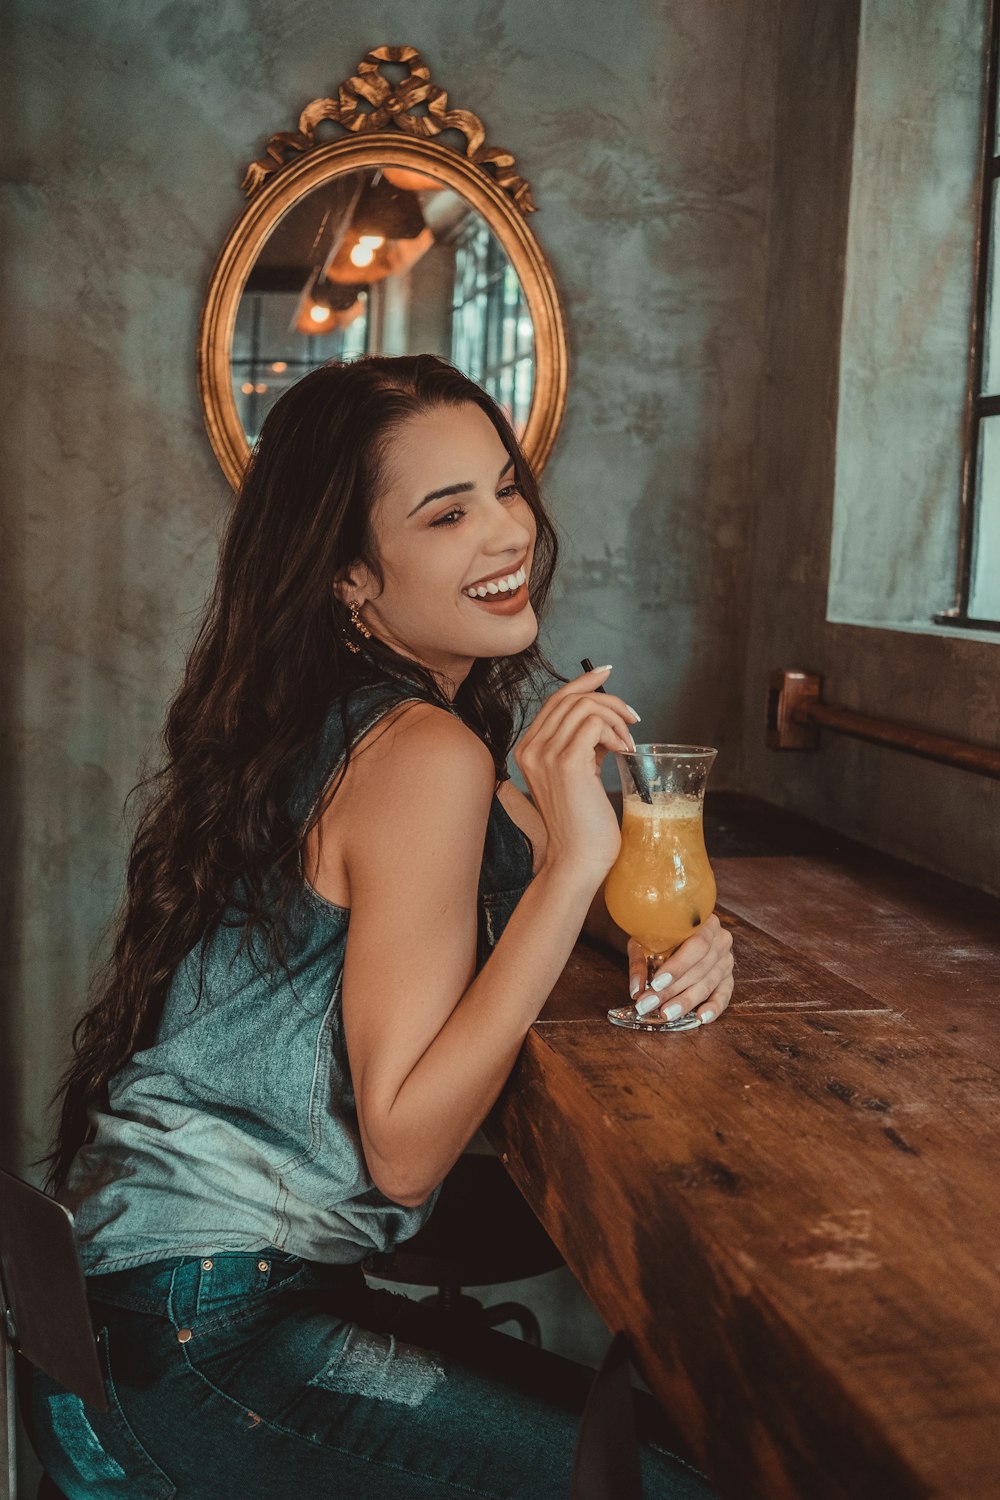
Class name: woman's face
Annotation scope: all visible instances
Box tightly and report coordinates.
[340,402,539,694]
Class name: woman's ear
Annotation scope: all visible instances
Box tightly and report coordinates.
[333,563,372,607]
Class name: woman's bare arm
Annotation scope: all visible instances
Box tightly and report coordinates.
[331,705,600,1207]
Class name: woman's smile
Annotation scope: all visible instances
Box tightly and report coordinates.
[461,559,529,613]
[461,575,530,615]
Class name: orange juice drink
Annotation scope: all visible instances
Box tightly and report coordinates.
[603,793,716,955]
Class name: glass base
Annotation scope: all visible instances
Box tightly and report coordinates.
[606,1004,703,1032]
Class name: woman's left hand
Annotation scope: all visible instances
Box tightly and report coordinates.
[628,913,734,1025]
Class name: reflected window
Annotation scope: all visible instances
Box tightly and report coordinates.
[450,217,535,440]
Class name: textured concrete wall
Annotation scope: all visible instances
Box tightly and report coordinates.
[741,0,1000,896]
[0,0,779,1180]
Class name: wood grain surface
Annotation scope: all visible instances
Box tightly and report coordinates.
[485,796,1000,1500]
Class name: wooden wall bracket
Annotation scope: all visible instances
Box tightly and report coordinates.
[766,669,822,750]
[767,668,1000,780]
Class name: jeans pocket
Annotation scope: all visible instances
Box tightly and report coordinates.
[32,1326,177,1500]
[191,1252,308,1331]
[309,1323,446,1408]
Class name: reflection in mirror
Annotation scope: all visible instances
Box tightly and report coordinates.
[232,166,536,445]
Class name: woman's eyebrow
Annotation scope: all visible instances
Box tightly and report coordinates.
[407,456,515,518]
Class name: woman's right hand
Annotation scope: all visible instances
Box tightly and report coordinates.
[513,665,640,891]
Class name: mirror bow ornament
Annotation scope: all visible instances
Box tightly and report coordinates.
[242,45,535,216]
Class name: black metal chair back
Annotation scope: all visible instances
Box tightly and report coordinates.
[0,1168,106,1498]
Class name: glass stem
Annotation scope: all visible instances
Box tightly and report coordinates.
[645,949,673,986]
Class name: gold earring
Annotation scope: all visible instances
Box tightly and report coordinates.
[344,599,372,654]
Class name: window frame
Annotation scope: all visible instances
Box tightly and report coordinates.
[940,0,1000,631]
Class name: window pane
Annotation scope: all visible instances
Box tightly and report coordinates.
[449,214,535,427]
[514,355,534,426]
[969,414,1000,617]
[982,181,1000,393]
[516,310,534,360]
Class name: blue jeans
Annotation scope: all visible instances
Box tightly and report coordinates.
[31,1250,717,1498]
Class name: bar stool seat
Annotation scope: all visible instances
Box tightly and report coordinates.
[364,1153,564,1343]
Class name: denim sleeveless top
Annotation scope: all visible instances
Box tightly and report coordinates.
[63,677,535,1275]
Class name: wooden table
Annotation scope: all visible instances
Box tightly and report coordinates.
[484,794,1000,1500]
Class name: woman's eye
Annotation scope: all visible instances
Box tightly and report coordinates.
[430,485,521,528]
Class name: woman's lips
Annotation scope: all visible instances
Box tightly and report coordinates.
[463,580,529,615]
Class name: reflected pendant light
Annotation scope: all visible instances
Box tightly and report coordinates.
[352,173,427,240]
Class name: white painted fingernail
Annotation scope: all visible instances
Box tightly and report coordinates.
[635,992,662,1017]
[701,1009,715,1024]
[625,705,642,722]
[662,1001,684,1021]
[629,974,642,999]
[650,971,673,993]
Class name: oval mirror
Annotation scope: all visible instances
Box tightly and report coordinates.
[198,49,568,489]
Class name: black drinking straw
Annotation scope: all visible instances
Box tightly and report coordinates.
[581,658,654,804]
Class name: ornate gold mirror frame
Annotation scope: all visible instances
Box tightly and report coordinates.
[197,46,569,490]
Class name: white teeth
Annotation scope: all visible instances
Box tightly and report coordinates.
[464,564,527,599]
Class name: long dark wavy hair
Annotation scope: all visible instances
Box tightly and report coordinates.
[46,354,561,1193]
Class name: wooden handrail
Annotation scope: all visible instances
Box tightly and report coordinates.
[767,669,1000,780]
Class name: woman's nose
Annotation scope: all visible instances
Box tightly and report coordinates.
[488,503,533,557]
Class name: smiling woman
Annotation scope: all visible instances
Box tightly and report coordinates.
[34,355,727,1499]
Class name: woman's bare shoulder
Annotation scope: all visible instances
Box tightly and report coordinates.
[304,702,493,906]
[351,699,495,786]
[305,700,495,906]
